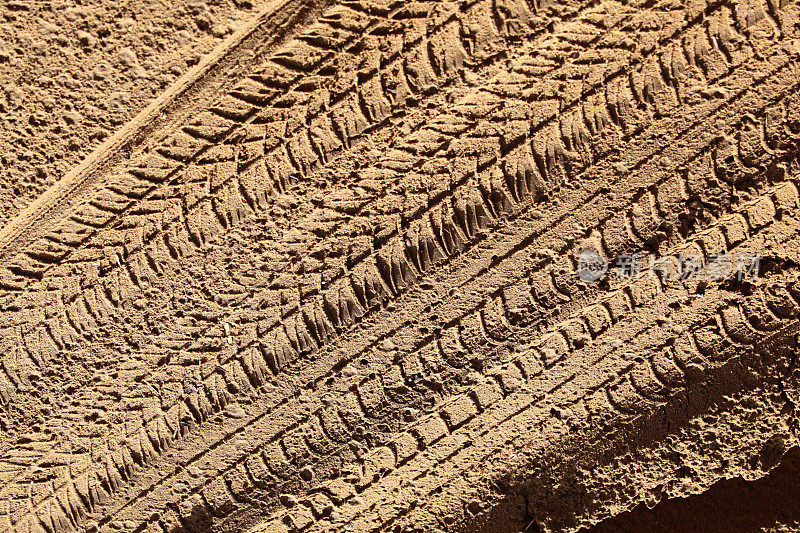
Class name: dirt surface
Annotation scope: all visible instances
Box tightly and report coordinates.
[0,0,799,531]
[589,446,800,532]
[0,0,260,224]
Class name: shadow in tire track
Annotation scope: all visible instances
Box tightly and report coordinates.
[588,446,800,533]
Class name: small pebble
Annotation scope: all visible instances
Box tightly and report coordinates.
[118,47,138,67]
[77,30,96,47]
[379,339,397,351]
[224,403,247,419]
[280,494,297,508]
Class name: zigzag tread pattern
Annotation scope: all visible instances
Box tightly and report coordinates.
[48,50,800,533]
[257,225,800,532]
[1,0,800,530]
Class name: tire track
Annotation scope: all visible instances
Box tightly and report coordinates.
[0,0,736,506]
[1,0,792,528]
[285,227,800,532]
[90,31,796,528]
[186,170,800,533]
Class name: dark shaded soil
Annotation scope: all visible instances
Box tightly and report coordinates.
[589,447,800,533]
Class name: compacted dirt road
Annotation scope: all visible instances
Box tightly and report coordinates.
[1,0,799,531]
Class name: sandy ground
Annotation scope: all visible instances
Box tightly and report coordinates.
[1,0,799,531]
[0,0,259,223]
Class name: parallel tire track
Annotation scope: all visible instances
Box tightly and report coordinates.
[259,194,800,532]
[1,0,730,511]
[45,5,800,532]
[1,0,799,530]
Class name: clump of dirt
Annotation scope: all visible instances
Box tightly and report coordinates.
[0,0,259,224]
[589,447,800,532]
